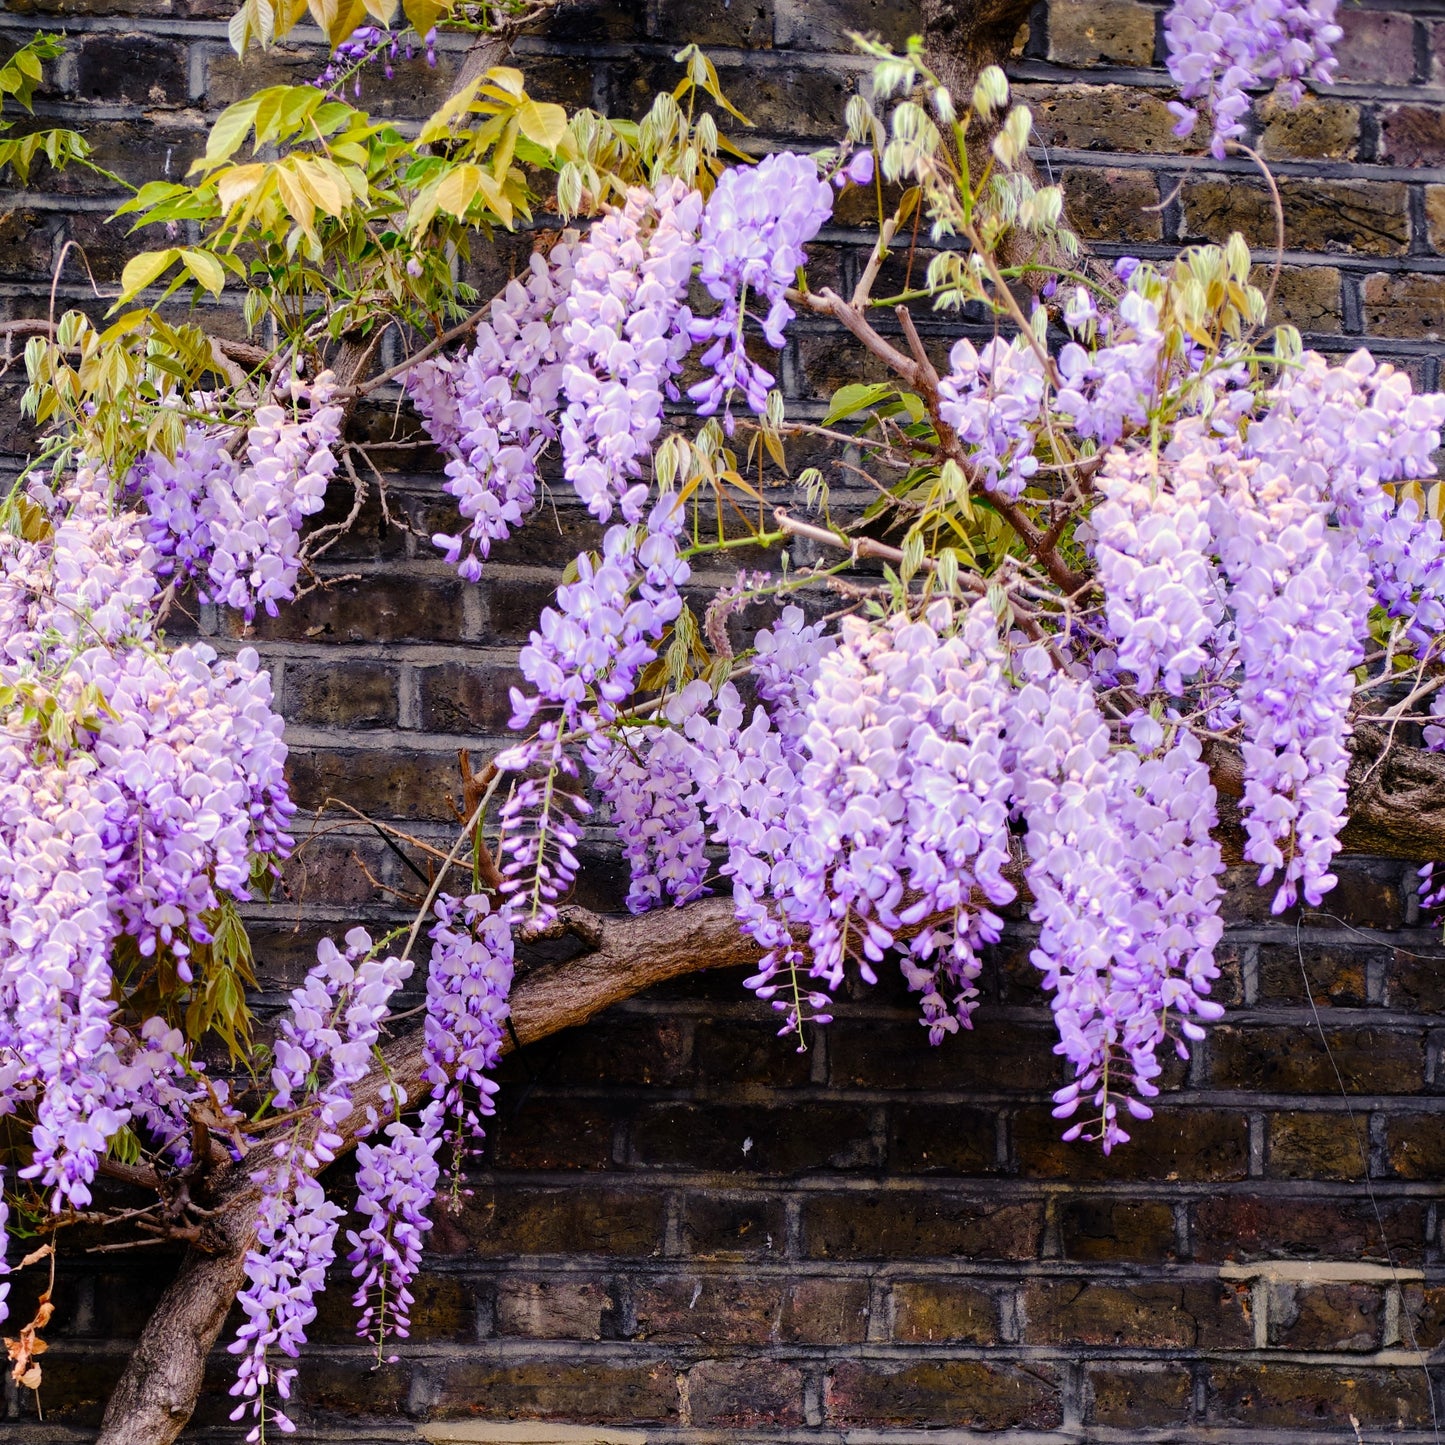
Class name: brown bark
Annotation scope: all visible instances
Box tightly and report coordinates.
[93,898,760,1445]
[921,0,1037,112]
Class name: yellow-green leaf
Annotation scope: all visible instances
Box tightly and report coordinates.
[434,162,481,218]
[119,248,179,303]
[516,98,567,151]
[401,0,447,40]
[215,161,267,211]
[198,92,266,170]
[180,248,225,295]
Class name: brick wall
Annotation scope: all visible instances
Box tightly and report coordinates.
[4,0,1445,1438]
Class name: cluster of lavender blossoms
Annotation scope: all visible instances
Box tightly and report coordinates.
[135,373,342,621]
[1164,0,1342,156]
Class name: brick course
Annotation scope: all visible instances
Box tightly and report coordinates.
[5,0,1445,1439]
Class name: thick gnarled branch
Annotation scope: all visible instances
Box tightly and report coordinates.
[93,898,760,1445]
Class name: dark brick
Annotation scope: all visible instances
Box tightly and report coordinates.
[1181,178,1409,257]
[0,207,61,279]
[1023,1280,1251,1349]
[692,1019,813,1086]
[75,34,187,104]
[1257,264,1344,334]
[502,1013,693,1089]
[630,1103,880,1172]
[285,746,462,822]
[242,573,467,645]
[1385,1111,1445,1178]
[829,1019,1062,1092]
[431,1186,666,1258]
[297,1356,412,1417]
[689,1358,804,1428]
[1209,1025,1423,1094]
[827,1359,1063,1429]
[1058,1197,1178,1261]
[433,1359,677,1422]
[1060,166,1164,244]
[490,1096,616,1171]
[889,1104,1001,1174]
[1383,943,1445,1013]
[891,1280,998,1343]
[1192,1193,1427,1265]
[282,661,398,729]
[774,0,921,49]
[1207,1363,1432,1429]
[1014,1108,1248,1181]
[680,1193,787,1257]
[651,0,774,47]
[1269,1282,1385,1351]
[1086,1363,1193,1427]
[633,1274,784,1344]
[1258,940,1376,1006]
[416,659,523,735]
[803,1193,1043,1259]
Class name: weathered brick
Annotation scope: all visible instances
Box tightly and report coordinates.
[1339,8,1417,83]
[803,1193,1043,1260]
[1380,105,1445,167]
[0,207,61,280]
[502,1013,693,1089]
[1207,1363,1432,1428]
[1086,1363,1193,1427]
[1363,273,1445,341]
[241,573,468,645]
[679,1193,786,1256]
[1385,1111,1445,1178]
[1058,1196,1178,1261]
[779,1277,871,1342]
[1020,83,1187,154]
[495,1277,616,1340]
[432,1359,678,1422]
[1014,1107,1249,1181]
[1383,943,1445,1013]
[891,1279,998,1344]
[1209,1025,1423,1094]
[1023,1280,1251,1348]
[285,746,462,821]
[1192,1193,1428,1264]
[632,1275,784,1344]
[692,1019,813,1086]
[689,1358,804,1427]
[1266,1111,1369,1180]
[827,1359,1063,1429]
[1047,0,1156,66]
[630,1102,880,1172]
[1257,92,1360,161]
[415,659,524,735]
[1268,1282,1385,1351]
[1181,178,1409,257]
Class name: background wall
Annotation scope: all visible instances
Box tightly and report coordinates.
[3,0,1445,1438]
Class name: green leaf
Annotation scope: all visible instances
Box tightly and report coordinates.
[118,248,179,303]
[823,381,895,427]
